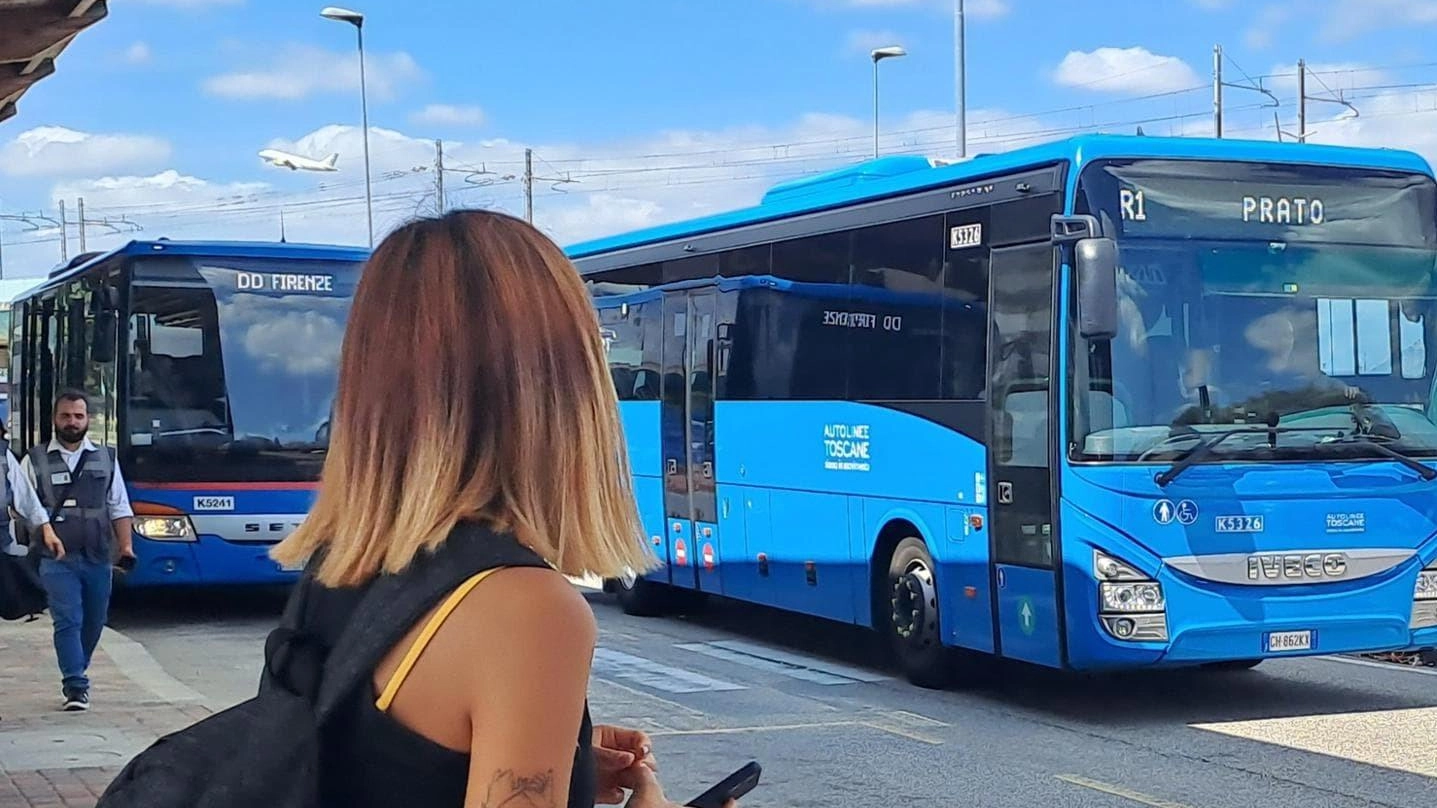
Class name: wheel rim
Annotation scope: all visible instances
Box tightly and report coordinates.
[891,557,939,649]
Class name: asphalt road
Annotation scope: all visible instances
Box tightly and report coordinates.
[109,586,1437,808]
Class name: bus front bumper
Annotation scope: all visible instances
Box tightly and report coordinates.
[119,533,301,587]
[1064,556,1433,669]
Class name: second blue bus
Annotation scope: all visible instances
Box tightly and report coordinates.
[570,133,1437,686]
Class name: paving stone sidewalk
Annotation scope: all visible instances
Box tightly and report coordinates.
[0,616,213,808]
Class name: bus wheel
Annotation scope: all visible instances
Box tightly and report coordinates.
[613,570,670,617]
[887,538,955,689]
[1203,658,1262,672]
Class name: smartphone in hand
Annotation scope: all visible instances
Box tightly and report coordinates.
[685,761,761,808]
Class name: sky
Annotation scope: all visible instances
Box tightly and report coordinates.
[3,0,1437,280]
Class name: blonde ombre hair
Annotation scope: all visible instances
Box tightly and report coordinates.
[271,209,656,587]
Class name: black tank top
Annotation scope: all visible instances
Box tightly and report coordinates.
[304,548,598,808]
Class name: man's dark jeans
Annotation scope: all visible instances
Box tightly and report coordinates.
[39,555,112,693]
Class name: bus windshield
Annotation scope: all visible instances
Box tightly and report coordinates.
[125,255,360,482]
[1072,159,1437,462]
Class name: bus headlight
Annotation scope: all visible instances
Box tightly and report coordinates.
[133,515,197,541]
[1412,565,1437,629]
[1094,550,1168,641]
[1100,582,1166,613]
[1414,568,1437,601]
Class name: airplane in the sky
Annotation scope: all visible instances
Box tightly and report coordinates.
[258,149,340,172]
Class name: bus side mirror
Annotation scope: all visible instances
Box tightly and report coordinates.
[1076,237,1119,340]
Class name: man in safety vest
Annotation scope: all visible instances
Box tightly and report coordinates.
[0,421,57,561]
[23,390,135,711]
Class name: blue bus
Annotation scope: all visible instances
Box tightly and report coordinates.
[8,240,367,587]
[570,133,1437,687]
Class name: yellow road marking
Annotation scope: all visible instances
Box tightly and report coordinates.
[1055,774,1195,808]
[857,720,943,745]
[888,709,950,727]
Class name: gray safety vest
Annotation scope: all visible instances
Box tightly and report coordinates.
[29,444,114,563]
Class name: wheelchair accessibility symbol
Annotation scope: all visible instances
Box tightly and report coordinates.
[1174,499,1198,526]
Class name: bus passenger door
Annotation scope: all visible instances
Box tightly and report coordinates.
[987,243,1063,668]
[660,291,696,588]
[686,290,720,592]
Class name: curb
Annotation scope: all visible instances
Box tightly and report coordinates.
[96,627,209,706]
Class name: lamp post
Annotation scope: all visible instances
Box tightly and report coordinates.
[871,46,906,159]
[321,6,373,247]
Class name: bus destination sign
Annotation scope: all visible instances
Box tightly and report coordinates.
[236,272,336,293]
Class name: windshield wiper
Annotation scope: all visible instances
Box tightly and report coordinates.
[1154,423,1337,487]
[1319,433,1437,481]
[1155,427,1262,487]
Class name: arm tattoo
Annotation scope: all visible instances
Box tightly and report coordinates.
[482,769,556,808]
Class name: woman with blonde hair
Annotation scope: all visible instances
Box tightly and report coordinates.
[270,209,735,808]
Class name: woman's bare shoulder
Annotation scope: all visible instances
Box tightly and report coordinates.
[434,566,597,676]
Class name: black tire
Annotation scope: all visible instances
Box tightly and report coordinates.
[1203,658,1262,671]
[886,537,960,689]
[612,571,671,617]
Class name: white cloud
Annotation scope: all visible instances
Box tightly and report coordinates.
[1243,6,1292,49]
[845,29,906,55]
[203,45,423,102]
[0,127,170,179]
[1323,0,1437,41]
[123,42,153,65]
[50,170,269,210]
[1053,47,1202,94]
[410,104,486,128]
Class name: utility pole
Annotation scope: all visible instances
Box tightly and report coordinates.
[0,198,6,280]
[1298,58,1307,142]
[58,200,67,262]
[1213,44,1223,138]
[435,139,445,215]
[954,0,966,158]
[524,147,534,224]
[78,196,86,253]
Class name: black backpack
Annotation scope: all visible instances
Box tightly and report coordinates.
[95,526,548,808]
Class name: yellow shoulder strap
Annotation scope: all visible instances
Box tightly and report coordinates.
[375,566,505,712]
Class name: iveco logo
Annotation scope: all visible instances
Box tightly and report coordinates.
[1247,553,1348,581]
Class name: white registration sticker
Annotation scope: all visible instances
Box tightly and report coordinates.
[193,496,235,512]
[1265,630,1313,652]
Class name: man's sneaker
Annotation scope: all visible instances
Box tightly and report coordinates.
[62,689,89,711]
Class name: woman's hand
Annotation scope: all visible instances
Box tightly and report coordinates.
[593,723,657,804]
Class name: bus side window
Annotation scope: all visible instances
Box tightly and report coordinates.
[1400,300,1427,380]
[943,207,992,400]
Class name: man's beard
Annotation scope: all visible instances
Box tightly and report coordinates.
[56,426,86,444]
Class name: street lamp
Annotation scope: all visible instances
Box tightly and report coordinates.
[871,46,906,159]
[321,5,373,248]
